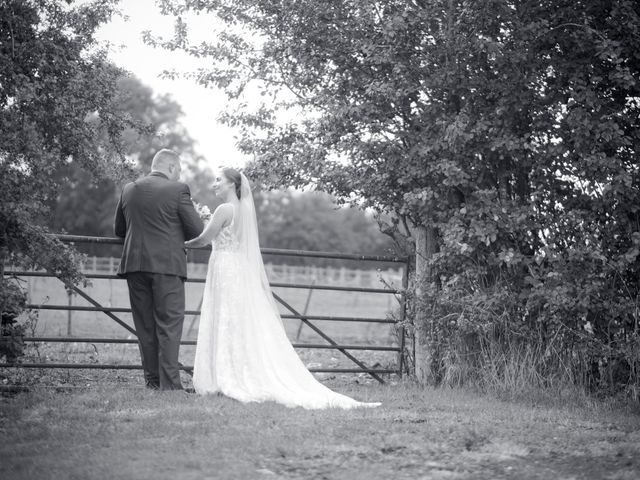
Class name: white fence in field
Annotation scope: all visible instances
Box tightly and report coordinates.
[77,257,404,289]
[262,263,403,289]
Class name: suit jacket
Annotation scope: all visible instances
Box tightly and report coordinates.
[114,172,204,279]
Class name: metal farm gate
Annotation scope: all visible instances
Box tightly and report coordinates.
[1,234,410,384]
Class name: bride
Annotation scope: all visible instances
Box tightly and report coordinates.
[185,168,380,409]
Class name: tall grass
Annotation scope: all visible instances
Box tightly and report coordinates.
[419,282,640,405]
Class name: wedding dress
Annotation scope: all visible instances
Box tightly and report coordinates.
[192,174,380,409]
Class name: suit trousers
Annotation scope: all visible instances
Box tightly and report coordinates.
[126,272,186,390]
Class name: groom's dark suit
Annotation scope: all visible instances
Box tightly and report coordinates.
[115,171,203,390]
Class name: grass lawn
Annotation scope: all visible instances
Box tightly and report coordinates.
[1,377,639,480]
[6,274,639,479]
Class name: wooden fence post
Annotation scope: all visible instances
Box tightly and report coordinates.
[413,224,438,384]
[67,289,73,336]
[0,244,6,319]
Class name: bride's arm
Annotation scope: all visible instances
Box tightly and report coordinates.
[184,203,233,247]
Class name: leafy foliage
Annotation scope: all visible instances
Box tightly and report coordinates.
[0,0,133,279]
[0,0,135,357]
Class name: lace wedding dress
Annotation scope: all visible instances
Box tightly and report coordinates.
[192,175,380,409]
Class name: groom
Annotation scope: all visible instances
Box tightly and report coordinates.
[114,149,204,390]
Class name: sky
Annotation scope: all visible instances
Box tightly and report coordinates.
[96,0,251,172]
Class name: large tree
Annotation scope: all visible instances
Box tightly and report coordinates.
[0,0,135,284]
[155,0,640,395]
[0,0,140,360]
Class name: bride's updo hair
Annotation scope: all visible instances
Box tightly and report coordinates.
[222,167,242,199]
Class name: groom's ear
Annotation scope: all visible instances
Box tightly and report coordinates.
[170,162,181,180]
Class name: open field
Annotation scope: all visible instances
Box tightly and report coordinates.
[1,380,639,479]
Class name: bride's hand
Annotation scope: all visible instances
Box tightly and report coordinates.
[185,238,203,248]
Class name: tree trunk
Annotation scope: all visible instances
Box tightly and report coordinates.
[1,236,7,319]
[413,224,438,384]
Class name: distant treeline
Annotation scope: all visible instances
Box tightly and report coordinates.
[51,174,398,267]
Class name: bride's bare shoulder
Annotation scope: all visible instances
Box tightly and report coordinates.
[214,202,234,211]
[212,202,234,219]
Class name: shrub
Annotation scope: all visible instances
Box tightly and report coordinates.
[0,278,29,363]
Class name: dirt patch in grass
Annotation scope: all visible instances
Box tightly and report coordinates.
[1,372,639,480]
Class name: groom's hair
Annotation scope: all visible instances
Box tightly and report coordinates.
[151,149,180,171]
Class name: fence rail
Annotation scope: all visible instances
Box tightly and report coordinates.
[25,305,397,323]
[21,337,401,351]
[1,363,398,375]
[71,256,404,290]
[8,270,401,294]
[2,234,410,383]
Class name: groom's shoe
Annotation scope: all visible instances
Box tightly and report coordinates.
[159,384,188,392]
[145,382,160,390]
